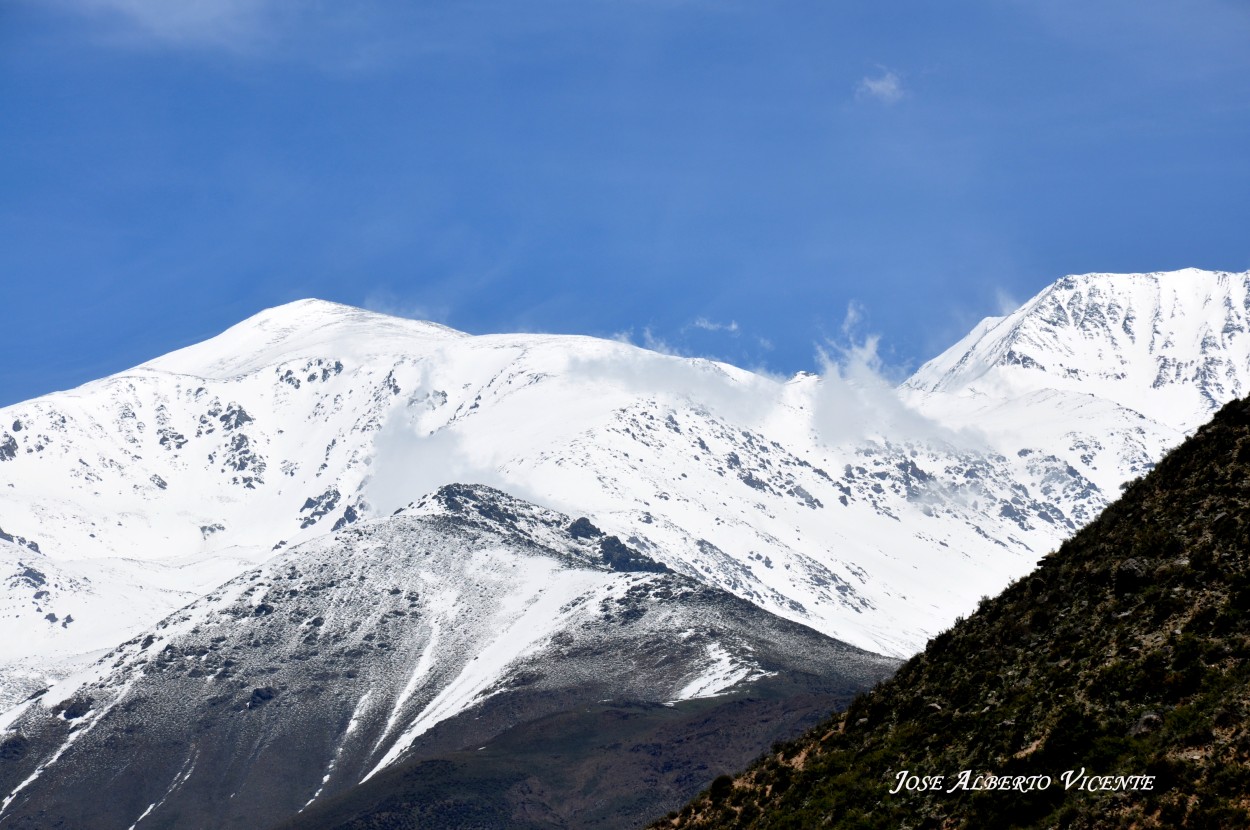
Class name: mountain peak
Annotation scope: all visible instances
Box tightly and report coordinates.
[905,268,1250,431]
[138,299,466,379]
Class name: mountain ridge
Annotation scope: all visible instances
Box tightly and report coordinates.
[0,484,895,830]
[656,393,1250,829]
[1,269,1247,699]
[3,267,1250,828]
[906,268,1250,428]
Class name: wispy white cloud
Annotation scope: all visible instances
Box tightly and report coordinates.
[42,0,458,66]
[993,287,1021,316]
[840,300,865,338]
[609,325,689,357]
[565,347,780,426]
[810,333,979,448]
[362,290,449,323]
[365,387,548,515]
[54,0,279,49]
[688,316,740,334]
[614,323,788,380]
[856,68,905,105]
[46,0,725,67]
[640,327,686,356]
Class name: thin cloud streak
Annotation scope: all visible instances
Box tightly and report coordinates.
[994,287,1021,316]
[52,0,278,49]
[856,68,905,104]
[362,290,450,325]
[689,316,740,334]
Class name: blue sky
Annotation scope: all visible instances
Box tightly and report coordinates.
[3,0,1249,406]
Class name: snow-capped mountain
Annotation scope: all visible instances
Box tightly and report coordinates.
[0,486,894,830]
[0,307,1054,692]
[2,269,1248,707]
[904,268,1250,493]
[907,268,1250,422]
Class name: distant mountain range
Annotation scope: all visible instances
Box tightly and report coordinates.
[1,267,1247,828]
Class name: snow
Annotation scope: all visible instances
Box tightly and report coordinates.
[2,267,1248,704]
[672,643,759,701]
[362,558,610,781]
[126,754,196,829]
[0,485,899,826]
[139,299,466,379]
[375,621,441,745]
[906,268,1250,433]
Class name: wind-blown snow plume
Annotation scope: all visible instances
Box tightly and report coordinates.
[366,406,520,516]
[807,335,982,450]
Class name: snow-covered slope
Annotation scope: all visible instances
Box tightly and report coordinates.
[906,268,1250,423]
[903,268,1250,493]
[0,304,1078,681]
[0,486,894,830]
[0,536,264,708]
[2,270,1247,701]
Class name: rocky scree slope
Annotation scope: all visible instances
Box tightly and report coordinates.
[659,395,1250,829]
[0,485,895,830]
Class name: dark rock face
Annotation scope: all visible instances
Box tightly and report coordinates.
[158,427,188,450]
[661,397,1250,830]
[49,696,93,720]
[248,687,277,708]
[0,734,28,762]
[219,403,254,430]
[299,489,340,528]
[331,504,360,531]
[567,517,603,540]
[281,690,866,830]
[14,564,45,587]
[0,527,41,554]
[599,535,670,574]
[200,522,225,539]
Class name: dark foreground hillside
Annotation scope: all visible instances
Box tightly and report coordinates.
[658,397,1250,829]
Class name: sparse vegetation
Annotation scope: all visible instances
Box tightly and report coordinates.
[659,397,1250,829]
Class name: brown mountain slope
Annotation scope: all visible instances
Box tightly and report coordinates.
[655,397,1250,829]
